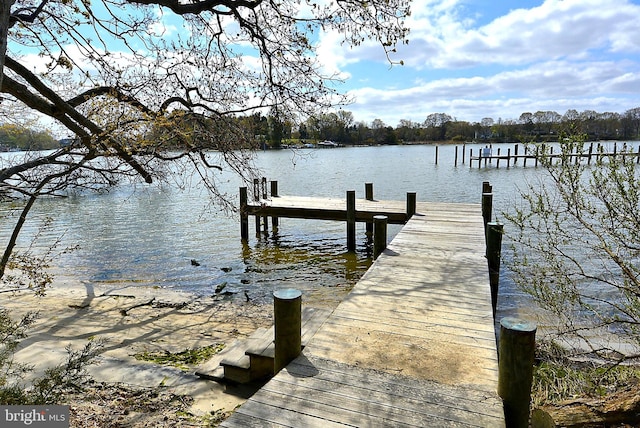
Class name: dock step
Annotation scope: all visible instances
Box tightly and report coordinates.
[196,307,331,384]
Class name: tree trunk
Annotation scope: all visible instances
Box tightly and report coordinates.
[531,384,640,427]
[0,0,16,88]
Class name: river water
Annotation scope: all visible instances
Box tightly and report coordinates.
[1,142,636,317]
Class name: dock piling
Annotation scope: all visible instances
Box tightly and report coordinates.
[273,289,302,374]
[347,190,356,251]
[498,317,537,428]
[365,183,374,236]
[373,215,388,259]
[240,187,249,241]
[270,180,279,229]
[482,192,493,235]
[406,192,417,218]
[486,222,503,316]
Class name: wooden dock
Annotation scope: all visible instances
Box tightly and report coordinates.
[222,198,505,427]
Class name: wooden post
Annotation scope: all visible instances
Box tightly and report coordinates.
[535,146,539,167]
[496,148,501,168]
[373,215,388,259]
[514,144,519,164]
[240,187,249,241]
[365,183,374,201]
[270,181,279,230]
[469,148,473,169]
[261,177,268,232]
[273,289,302,374]
[406,192,417,218]
[253,178,261,235]
[482,193,493,235]
[435,145,439,165]
[588,142,594,165]
[507,148,511,168]
[462,143,466,164]
[486,222,503,316]
[637,146,640,164]
[498,317,537,428]
[482,181,492,194]
[346,190,356,252]
[365,183,374,236]
[454,145,458,166]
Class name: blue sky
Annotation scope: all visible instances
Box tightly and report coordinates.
[12,0,640,130]
[318,0,640,126]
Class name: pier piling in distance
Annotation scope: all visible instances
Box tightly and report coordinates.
[253,178,261,235]
[240,187,249,241]
[261,177,268,232]
[270,180,279,229]
[273,289,302,374]
[498,317,537,428]
[373,215,388,259]
[365,183,374,236]
[346,190,356,252]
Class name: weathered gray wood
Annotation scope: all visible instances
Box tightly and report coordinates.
[222,200,504,426]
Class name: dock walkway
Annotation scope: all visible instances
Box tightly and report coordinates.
[222,200,504,427]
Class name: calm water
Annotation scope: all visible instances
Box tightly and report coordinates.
[1,142,635,315]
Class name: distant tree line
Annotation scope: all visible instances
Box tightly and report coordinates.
[270,107,640,147]
[3,107,640,151]
[0,124,58,151]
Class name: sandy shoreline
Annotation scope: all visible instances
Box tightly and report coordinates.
[1,280,276,424]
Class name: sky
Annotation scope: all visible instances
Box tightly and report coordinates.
[317,0,640,127]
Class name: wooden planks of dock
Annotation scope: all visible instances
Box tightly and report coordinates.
[222,200,505,427]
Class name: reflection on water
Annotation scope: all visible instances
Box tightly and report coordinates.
[1,143,638,317]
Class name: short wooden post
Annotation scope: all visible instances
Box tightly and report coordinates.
[365,183,374,201]
[373,215,388,259]
[482,181,492,194]
[273,289,302,374]
[270,180,279,229]
[498,317,537,428]
[346,190,356,252]
[365,183,374,236]
[406,192,416,218]
[486,222,503,316]
[240,187,249,241]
